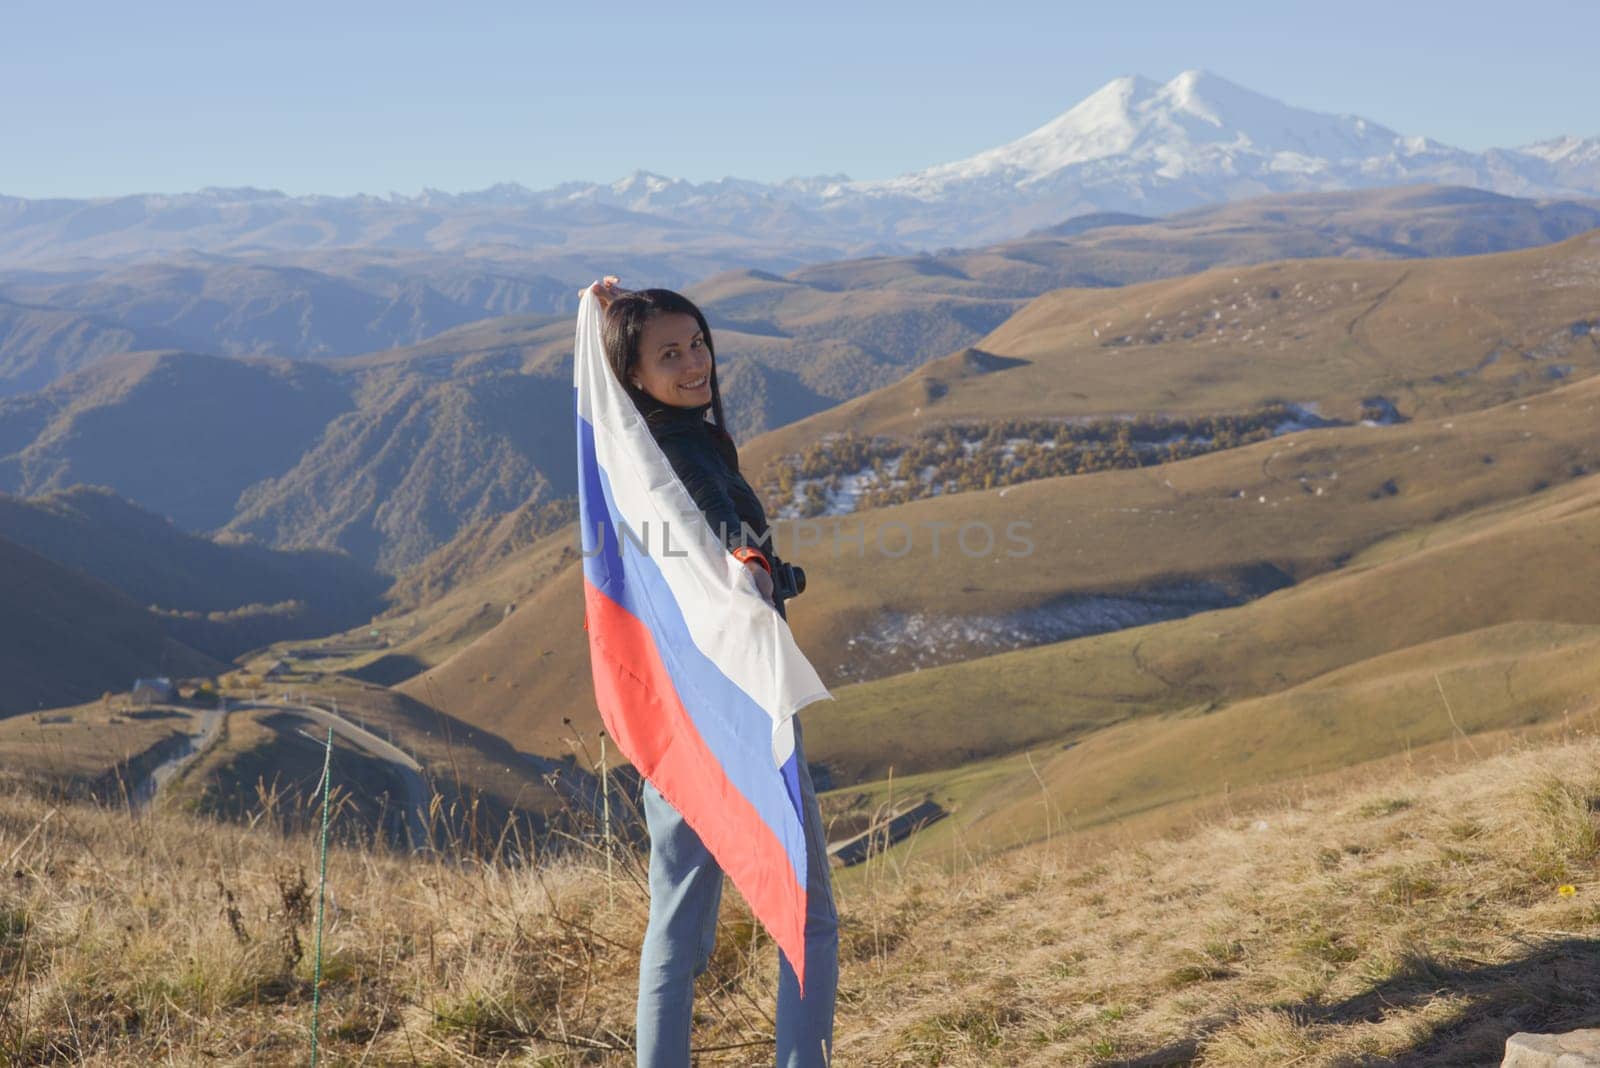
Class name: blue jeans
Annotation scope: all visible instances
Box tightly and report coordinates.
[635,721,839,1067]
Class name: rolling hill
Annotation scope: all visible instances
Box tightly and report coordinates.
[744,228,1600,471]
[388,230,1600,757]
[328,190,1600,571]
[0,296,181,395]
[803,461,1600,858]
[0,486,386,661]
[0,349,353,530]
[790,184,1600,297]
[0,533,222,715]
[6,183,1595,404]
[311,188,1593,584]
[396,368,1600,756]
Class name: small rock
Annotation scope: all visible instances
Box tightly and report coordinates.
[1503,1029,1600,1067]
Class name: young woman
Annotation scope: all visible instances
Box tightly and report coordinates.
[589,278,839,1067]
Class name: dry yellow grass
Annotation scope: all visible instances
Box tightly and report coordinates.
[3,721,1598,1064]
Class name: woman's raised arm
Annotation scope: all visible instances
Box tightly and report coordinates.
[582,275,626,309]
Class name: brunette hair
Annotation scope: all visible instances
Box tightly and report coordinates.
[601,288,728,432]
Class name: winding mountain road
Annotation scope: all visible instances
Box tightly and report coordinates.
[249,699,433,851]
[134,703,224,808]
[134,698,433,849]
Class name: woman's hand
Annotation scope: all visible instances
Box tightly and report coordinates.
[583,275,626,310]
[745,558,774,603]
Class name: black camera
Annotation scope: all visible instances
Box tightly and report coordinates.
[772,561,806,601]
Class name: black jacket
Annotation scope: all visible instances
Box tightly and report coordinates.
[645,403,788,611]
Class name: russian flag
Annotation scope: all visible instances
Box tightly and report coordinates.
[572,290,831,989]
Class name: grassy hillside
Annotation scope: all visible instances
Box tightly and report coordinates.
[0,296,180,397]
[402,358,1600,755]
[0,486,386,661]
[791,184,1600,297]
[831,729,1600,1066]
[797,457,1600,864]
[221,363,579,573]
[0,350,353,531]
[745,228,1600,468]
[166,679,570,850]
[2,709,1596,1063]
[1,672,574,854]
[811,457,1600,768]
[395,230,1600,679]
[0,698,209,794]
[0,534,222,716]
[397,231,1561,596]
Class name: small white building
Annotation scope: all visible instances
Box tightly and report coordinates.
[131,677,175,705]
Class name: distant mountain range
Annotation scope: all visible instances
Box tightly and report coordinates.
[3,71,1597,265]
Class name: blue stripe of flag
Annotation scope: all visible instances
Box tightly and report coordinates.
[576,404,809,880]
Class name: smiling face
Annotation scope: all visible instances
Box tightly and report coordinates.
[629,311,714,408]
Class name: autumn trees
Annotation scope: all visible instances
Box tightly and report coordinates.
[760,406,1298,518]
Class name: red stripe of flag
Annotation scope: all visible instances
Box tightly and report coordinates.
[583,579,808,989]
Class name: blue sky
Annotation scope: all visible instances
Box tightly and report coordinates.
[5,0,1597,198]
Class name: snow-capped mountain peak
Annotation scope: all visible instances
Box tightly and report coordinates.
[1519,135,1600,167]
[609,169,679,196]
[871,70,1416,199]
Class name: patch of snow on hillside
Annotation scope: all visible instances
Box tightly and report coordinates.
[835,582,1249,680]
[1272,402,1340,434]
